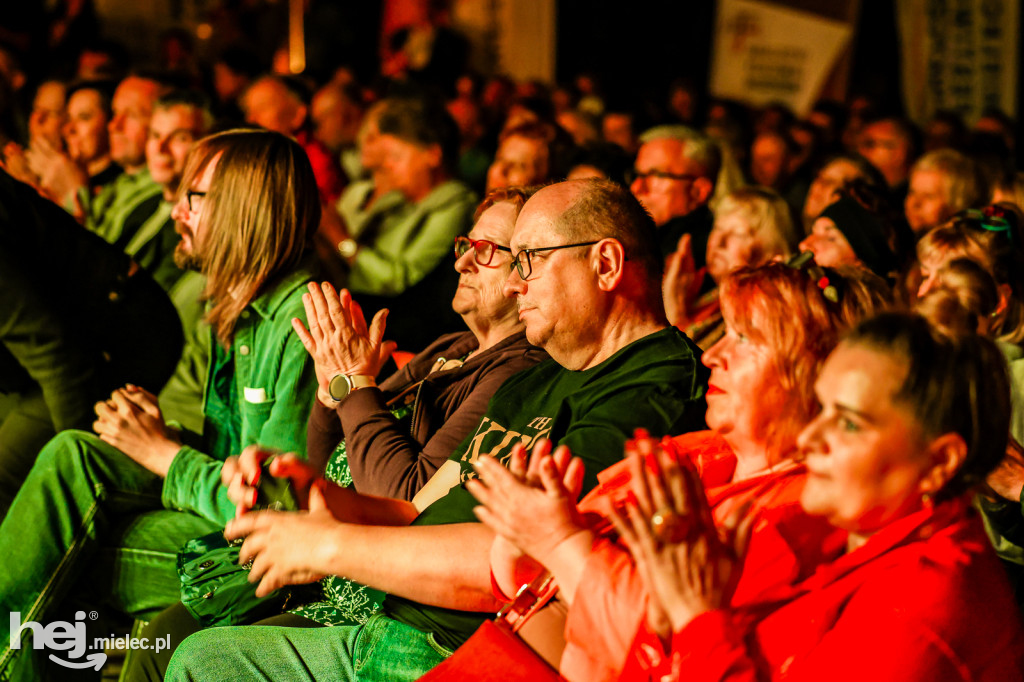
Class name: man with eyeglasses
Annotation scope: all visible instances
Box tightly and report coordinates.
[630,125,719,267]
[125,91,213,291]
[167,177,709,681]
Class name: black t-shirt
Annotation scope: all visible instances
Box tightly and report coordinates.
[382,327,709,650]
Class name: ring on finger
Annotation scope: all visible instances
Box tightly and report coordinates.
[650,507,690,544]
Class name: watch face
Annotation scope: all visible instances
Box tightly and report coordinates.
[328,374,352,401]
[338,238,358,258]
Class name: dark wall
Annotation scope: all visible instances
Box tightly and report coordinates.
[555,0,904,116]
[555,1,716,108]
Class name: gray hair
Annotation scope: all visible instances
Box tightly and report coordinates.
[639,124,722,185]
[911,149,985,213]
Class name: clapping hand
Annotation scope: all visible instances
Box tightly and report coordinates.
[468,439,591,601]
[609,434,750,637]
[292,282,396,406]
[985,437,1024,503]
[662,233,702,329]
[25,135,88,205]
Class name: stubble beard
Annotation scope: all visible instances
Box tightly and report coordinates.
[173,240,203,271]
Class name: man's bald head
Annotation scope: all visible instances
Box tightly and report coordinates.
[516,179,663,305]
[507,178,667,366]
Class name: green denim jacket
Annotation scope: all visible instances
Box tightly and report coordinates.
[161,264,318,524]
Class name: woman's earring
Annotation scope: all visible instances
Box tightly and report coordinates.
[921,490,934,509]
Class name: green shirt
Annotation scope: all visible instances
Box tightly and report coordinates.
[339,179,476,296]
[82,167,163,246]
[161,264,319,525]
[123,199,185,292]
[158,271,209,435]
[382,327,709,649]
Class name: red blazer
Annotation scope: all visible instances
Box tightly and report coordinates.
[559,431,842,682]
[624,497,1024,681]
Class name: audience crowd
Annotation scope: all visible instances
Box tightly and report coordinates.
[1,5,1024,681]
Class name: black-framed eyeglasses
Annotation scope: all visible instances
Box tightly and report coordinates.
[508,241,600,280]
[627,168,700,184]
[453,236,512,267]
[186,190,207,212]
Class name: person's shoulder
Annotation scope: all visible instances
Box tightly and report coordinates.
[849,521,1024,676]
[853,509,1017,626]
[422,179,477,210]
[251,263,317,326]
[337,179,377,215]
[598,327,705,384]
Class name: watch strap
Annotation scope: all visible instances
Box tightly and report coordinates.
[327,373,375,401]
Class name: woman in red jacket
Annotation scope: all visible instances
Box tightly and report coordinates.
[615,312,1024,681]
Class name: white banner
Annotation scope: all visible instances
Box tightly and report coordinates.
[709,0,853,116]
[898,0,1019,123]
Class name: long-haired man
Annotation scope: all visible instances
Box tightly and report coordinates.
[0,129,321,679]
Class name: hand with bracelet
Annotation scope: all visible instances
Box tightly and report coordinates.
[467,439,590,603]
[291,281,397,406]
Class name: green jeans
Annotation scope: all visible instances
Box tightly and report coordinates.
[166,612,454,681]
[0,430,220,681]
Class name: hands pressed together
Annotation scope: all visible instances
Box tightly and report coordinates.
[609,434,749,637]
[469,430,751,637]
[92,384,182,477]
[291,282,396,406]
[1,139,87,207]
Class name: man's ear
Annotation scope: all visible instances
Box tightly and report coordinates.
[593,238,626,291]
[918,432,968,499]
[424,143,444,171]
[691,177,714,206]
[291,104,309,136]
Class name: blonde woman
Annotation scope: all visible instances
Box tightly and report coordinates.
[663,186,800,348]
[905,149,985,234]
